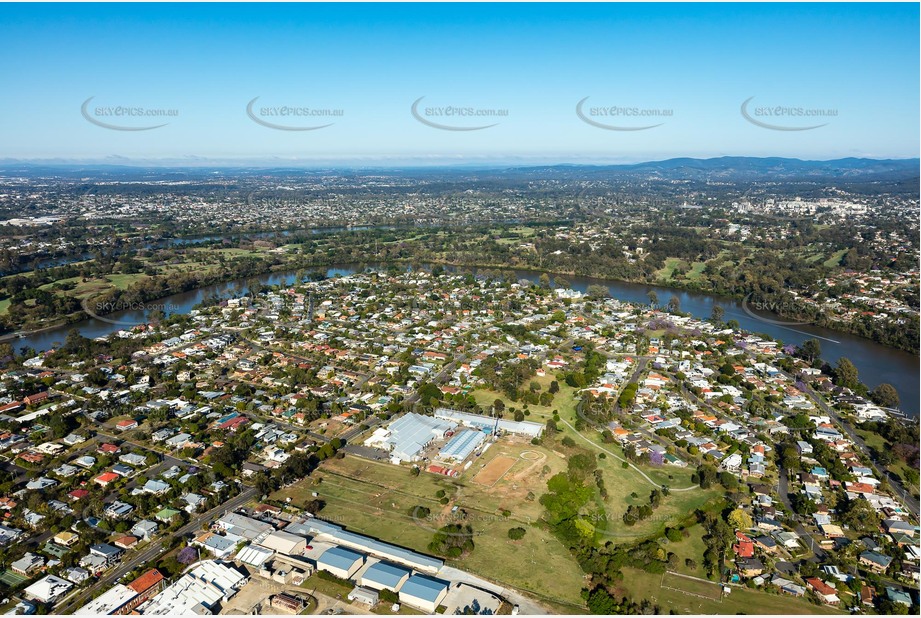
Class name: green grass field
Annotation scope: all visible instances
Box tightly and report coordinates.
[823,248,848,268]
[661,524,710,579]
[617,567,842,615]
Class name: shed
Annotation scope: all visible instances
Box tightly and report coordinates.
[360,561,412,592]
[316,546,364,579]
[399,574,450,613]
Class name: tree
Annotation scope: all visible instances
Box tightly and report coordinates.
[711,305,724,323]
[839,497,880,534]
[647,291,658,307]
[585,284,609,300]
[507,527,526,540]
[834,357,859,389]
[727,508,753,531]
[799,339,822,363]
[177,546,198,564]
[870,383,900,409]
[667,295,681,313]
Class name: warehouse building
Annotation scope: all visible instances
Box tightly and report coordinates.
[237,543,275,569]
[215,511,274,542]
[75,584,137,615]
[437,429,486,462]
[360,560,412,592]
[435,408,543,438]
[316,546,365,579]
[399,574,450,613]
[260,530,307,556]
[287,517,444,573]
[364,413,456,462]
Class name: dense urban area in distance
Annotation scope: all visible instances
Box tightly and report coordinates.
[0,158,917,616]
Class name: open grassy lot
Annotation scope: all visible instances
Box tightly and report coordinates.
[272,450,588,606]
[661,524,709,579]
[471,373,580,423]
[660,571,722,600]
[616,567,843,615]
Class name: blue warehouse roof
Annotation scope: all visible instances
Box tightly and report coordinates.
[400,574,450,602]
[318,546,364,571]
[362,561,412,589]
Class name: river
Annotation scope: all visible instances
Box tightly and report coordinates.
[10,263,919,417]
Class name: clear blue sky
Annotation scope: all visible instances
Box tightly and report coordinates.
[0,2,917,165]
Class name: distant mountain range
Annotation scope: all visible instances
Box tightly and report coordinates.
[0,156,917,183]
[502,156,920,182]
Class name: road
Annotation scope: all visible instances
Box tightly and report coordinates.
[55,485,258,614]
[776,465,827,563]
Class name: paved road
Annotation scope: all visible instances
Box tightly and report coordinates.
[776,465,827,563]
[56,485,258,614]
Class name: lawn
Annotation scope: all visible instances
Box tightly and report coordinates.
[662,524,710,579]
[823,249,848,268]
[685,261,708,282]
[616,567,843,615]
[655,258,686,282]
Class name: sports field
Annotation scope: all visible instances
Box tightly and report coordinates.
[472,455,517,486]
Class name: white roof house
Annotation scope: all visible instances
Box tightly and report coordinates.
[24,575,74,604]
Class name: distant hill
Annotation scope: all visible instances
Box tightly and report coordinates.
[0,156,917,184]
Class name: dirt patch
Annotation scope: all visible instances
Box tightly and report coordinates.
[473,455,517,486]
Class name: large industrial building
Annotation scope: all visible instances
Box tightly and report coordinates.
[363,412,457,462]
[435,408,543,438]
[287,517,444,573]
[437,429,487,462]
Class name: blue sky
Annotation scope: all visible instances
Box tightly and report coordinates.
[0,2,918,165]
